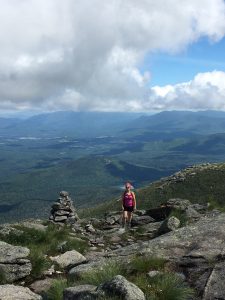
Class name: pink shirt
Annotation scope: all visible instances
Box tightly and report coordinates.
[123,192,134,207]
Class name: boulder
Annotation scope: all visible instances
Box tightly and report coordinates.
[158,216,180,234]
[184,206,201,222]
[50,250,86,269]
[0,241,31,282]
[69,259,106,279]
[63,285,98,300]
[202,261,225,300]
[98,275,145,300]
[29,278,54,294]
[166,198,191,211]
[131,215,155,226]
[0,284,42,300]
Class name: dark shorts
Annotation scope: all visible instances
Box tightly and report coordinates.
[123,206,134,212]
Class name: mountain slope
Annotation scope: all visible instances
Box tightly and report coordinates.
[84,162,225,217]
[0,156,173,223]
[120,110,225,137]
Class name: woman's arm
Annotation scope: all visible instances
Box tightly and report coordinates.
[132,192,136,210]
[121,193,124,210]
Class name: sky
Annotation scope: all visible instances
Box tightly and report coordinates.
[0,0,225,114]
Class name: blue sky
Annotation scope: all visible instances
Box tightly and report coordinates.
[143,37,225,86]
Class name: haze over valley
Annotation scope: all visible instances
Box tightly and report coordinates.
[1,110,225,222]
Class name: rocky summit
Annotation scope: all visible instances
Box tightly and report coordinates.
[1,168,225,300]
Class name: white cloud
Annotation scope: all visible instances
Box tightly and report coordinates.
[150,71,225,110]
[0,0,225,112]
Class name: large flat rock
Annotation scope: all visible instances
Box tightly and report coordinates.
[0,241,30,263]
[111,213,225,260]
[0,285,42,300]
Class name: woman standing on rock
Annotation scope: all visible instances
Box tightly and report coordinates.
[122,182,136,228]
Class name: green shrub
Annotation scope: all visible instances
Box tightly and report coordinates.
[207,196,225,212]
[79,260,126,286]
[169,209,187,227]
[129,256,166,274]
[29,247,51,279]
[135,273,194,300]
[46,278,68,300]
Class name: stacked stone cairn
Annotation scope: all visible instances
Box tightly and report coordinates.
[49,191,79,225]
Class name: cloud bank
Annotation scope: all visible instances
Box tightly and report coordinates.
[150,71,225,110]
[0,0,225,112]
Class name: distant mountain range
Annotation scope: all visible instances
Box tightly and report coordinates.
[0,111,141,138]
[1,110,225,138]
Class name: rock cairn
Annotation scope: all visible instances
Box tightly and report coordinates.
[49,191,79,225]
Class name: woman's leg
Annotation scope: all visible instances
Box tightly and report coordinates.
[122,210,128,227]
[127,211,133,227]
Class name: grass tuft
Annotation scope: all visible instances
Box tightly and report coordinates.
[129,256,166,274]
[169,209,188,227]
[46,278,68,300]
[134,273,194,300]
[78,260,126,286]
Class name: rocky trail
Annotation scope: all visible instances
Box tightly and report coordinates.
[0,190,224,299]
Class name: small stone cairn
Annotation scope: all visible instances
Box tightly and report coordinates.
[49,191,79,225]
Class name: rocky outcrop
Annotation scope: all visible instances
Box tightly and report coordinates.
[0,284,42,300]
[49,191,79,225]
[0,241,31,283]
[109,213,225,298]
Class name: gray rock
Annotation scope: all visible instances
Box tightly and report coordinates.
[85,224,96,233]
[133,210,147,216]
[0,260,32,283]
[0,241,30,263]
[0,284,42,300]
[147,270,163,278]
[132,215,155,226]
[66,216,77,225]
[63,285,98,300]
[158,216,180,234]
[185,206,201,221]
[54,215,68,222]
[29,278,54,294]
[202,261,225,300]
[98,275,145,300]
[60,191,69,197]
[166,198,191,211]
[69,259,106,278]
[50,250,86,269]
[55,210,71,216]
[0,241,31,282]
